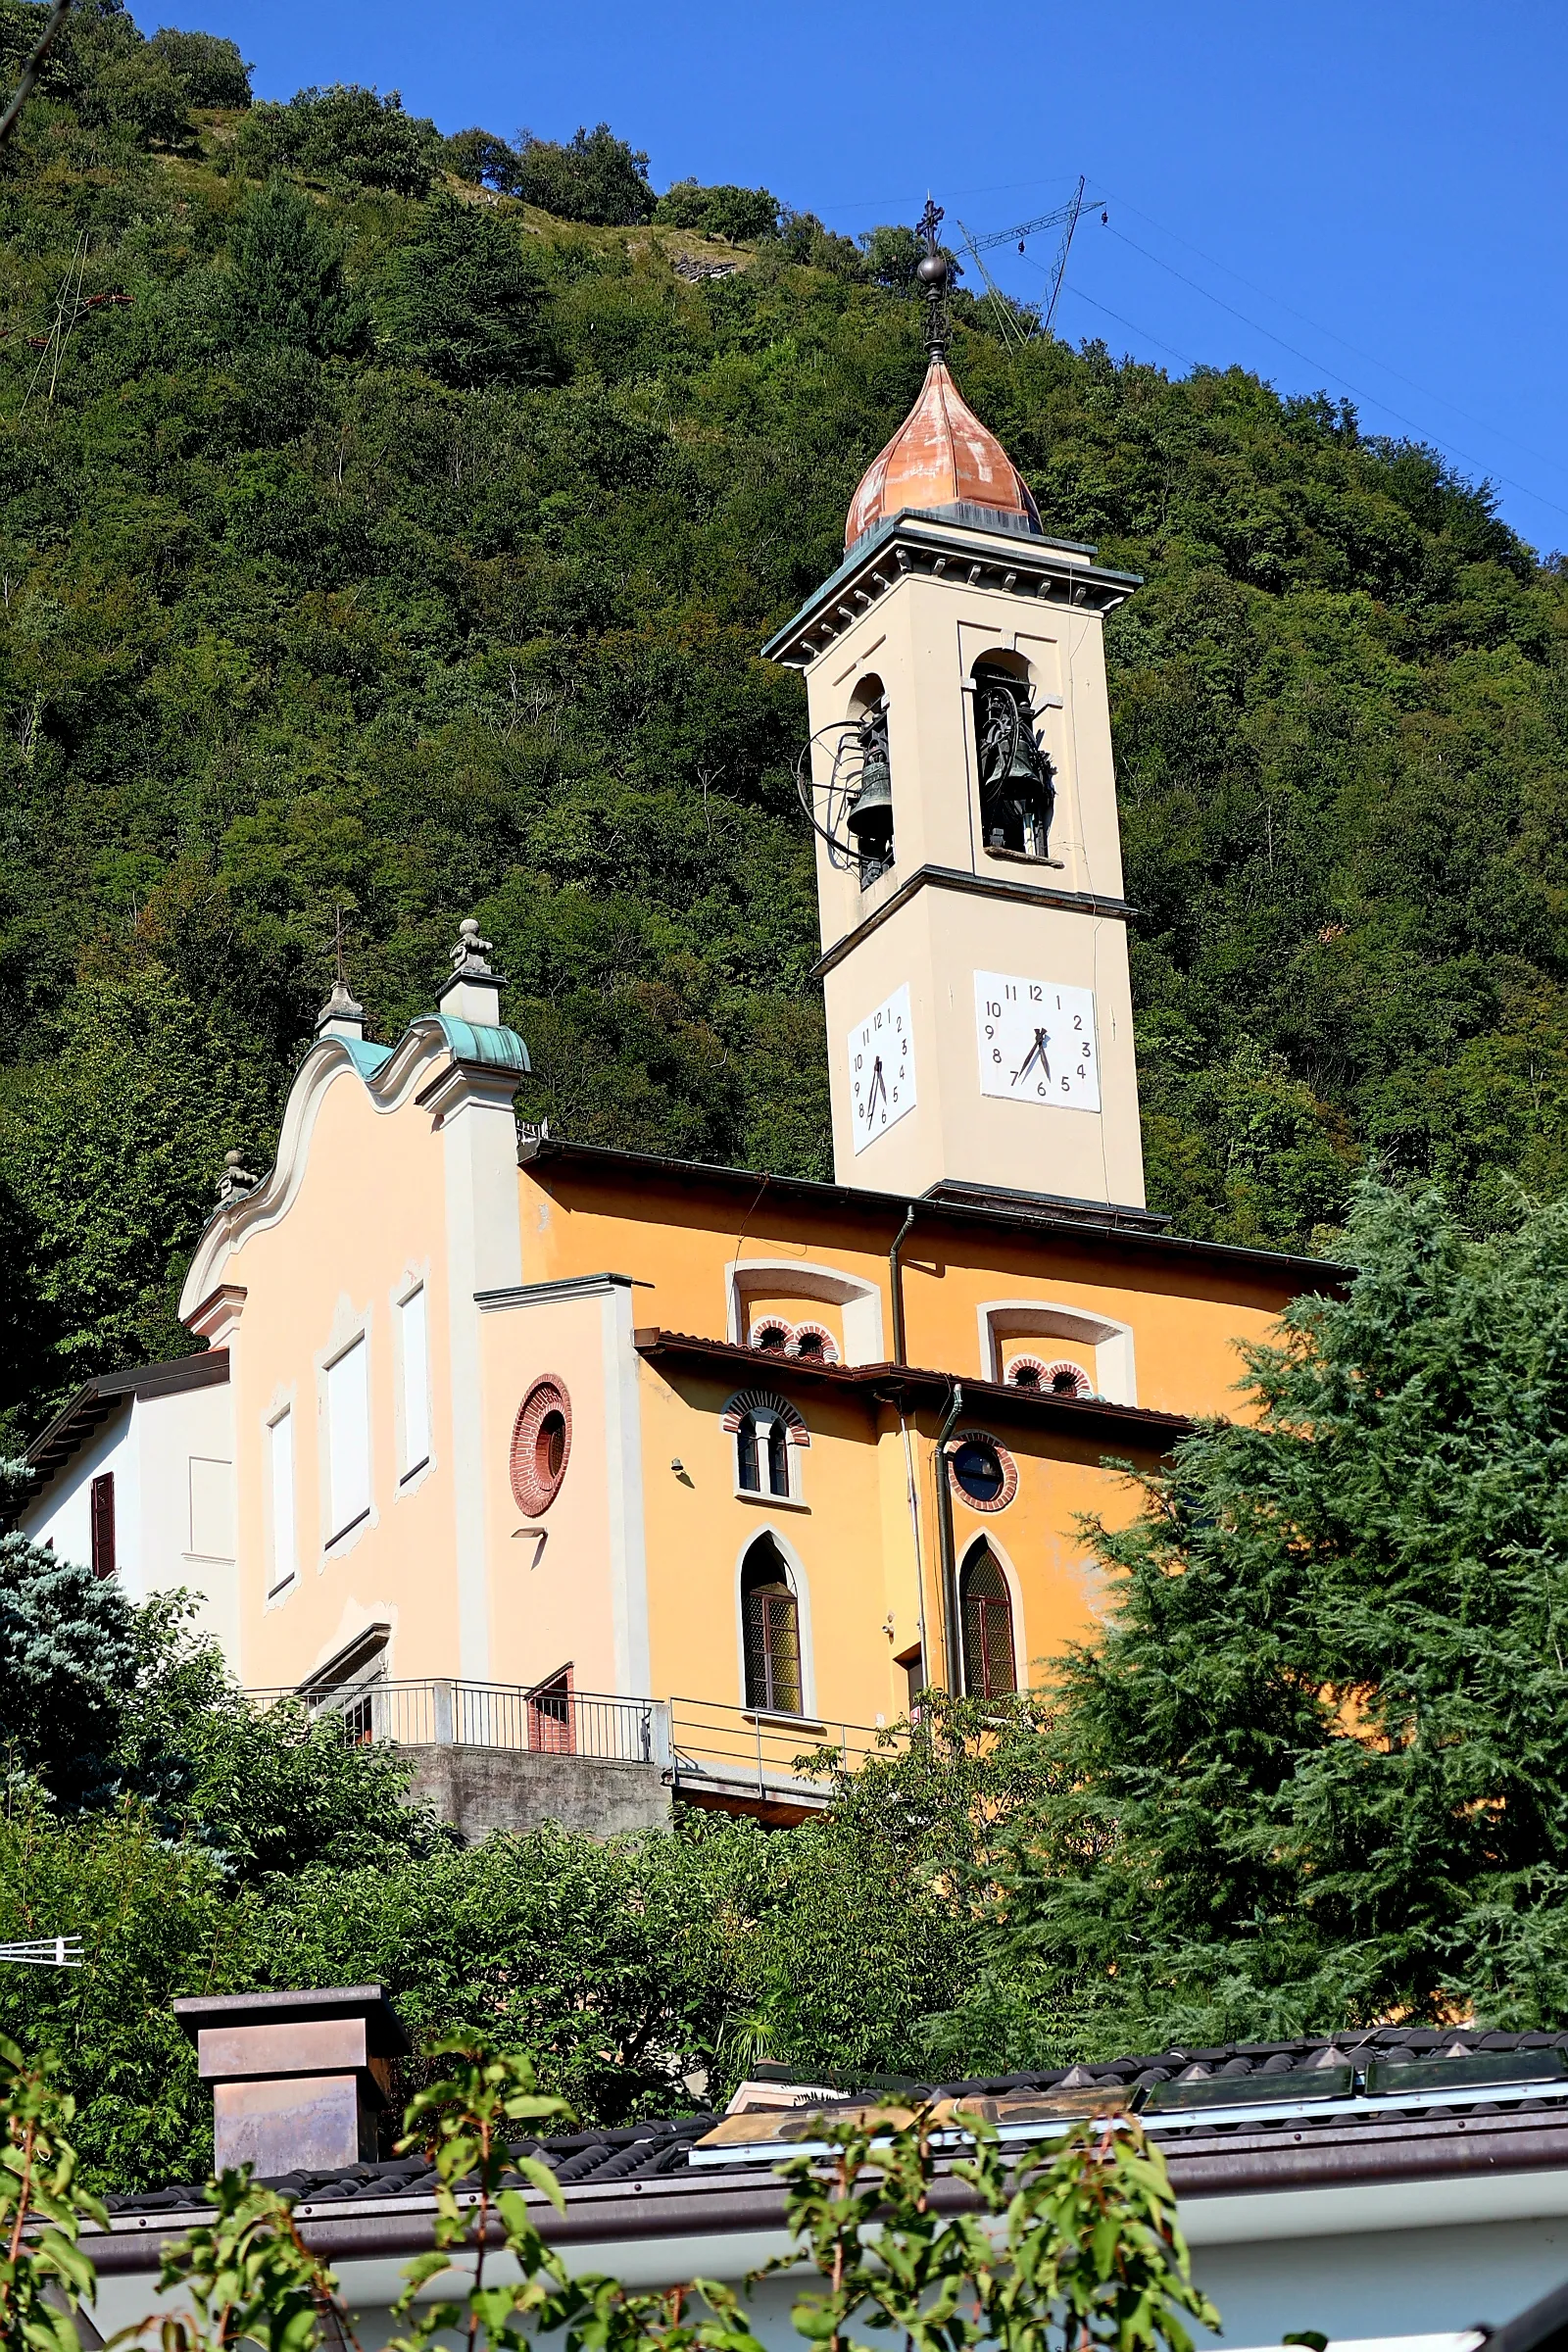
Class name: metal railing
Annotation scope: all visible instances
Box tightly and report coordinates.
[666,1695,898,1807]
[247,1680,667,1766]
[243,1681,899,1808]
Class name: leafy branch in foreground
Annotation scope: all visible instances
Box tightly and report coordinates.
[0,2032,108,2352]
[774,2103,1218,2352]
[0,2034,1226,2352]
[390,2039,574,2352]
[146,2169,358,2352]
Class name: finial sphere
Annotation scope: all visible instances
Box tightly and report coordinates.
[916,251,949,288]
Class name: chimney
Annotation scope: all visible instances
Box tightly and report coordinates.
[173,1984,411,2177]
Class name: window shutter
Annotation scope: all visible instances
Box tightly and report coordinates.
[90,1473,116,1580]
[399,1288,430,1478]
[269,1412,296,1594]
[325,1339,370,1542]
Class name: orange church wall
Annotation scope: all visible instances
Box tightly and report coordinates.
[634,1352,1173,1719]
[515,1152,1302,1418]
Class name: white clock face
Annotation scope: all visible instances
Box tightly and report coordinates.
[848,983,916,1153]
[974,971,1100,1111]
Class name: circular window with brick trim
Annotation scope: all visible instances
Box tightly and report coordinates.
[511,1377,572,1516]
[947,1431,1018,1513]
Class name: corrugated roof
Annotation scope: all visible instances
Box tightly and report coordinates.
[98,2028,1568,2219]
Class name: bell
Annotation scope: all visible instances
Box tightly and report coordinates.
[1002,710,1045,788]
[846,746,893,846]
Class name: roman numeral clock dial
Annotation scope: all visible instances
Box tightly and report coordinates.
[974,971,1101,1110]
[847,983,916,1153]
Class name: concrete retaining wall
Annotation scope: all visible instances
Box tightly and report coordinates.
[403,1744,672,1842]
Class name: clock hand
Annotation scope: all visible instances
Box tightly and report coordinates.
[1012,1027,1052,1087]
[865,1055,887,1116]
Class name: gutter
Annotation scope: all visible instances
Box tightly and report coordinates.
[932,1382,965,1692]
[630,1331,1190,1448]
[888,1203,916,1367]
[82,2107,1568,2276]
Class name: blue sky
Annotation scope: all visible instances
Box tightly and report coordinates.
[195,2,1568,554]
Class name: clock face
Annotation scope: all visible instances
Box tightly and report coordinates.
[974,971,1101,1111]
[848,983,916,1153]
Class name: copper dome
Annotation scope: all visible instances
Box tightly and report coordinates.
[846,357,1042,550]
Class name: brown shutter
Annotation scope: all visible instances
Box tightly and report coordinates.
[90,1473,116,1580]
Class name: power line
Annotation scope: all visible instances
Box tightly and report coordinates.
[1020,225,1568,529]
[1089,183,1568,483]
[1085,220,1568,526]
[1054,280,1201,372]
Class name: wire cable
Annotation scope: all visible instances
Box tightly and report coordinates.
[1024,243,1568,528]
[1090,183,1568,481]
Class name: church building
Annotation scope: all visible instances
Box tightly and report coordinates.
[20,243,1333,1810]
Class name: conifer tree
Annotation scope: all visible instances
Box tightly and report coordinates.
[939,1181,1568,2056]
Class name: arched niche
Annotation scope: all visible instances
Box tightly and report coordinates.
[969,650,1056,865]
[976,1299,1137,1404]
[727,1258,885,1366]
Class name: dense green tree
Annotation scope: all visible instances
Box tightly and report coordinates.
[655,177,779,242]
[927,1181,1568,2061]
[75,42,190,143]
[226,177,364,357]
[375,197,558,389]
[147,26,250,108]
[858,222,925,291]
[515,122,654,225]
[234,83,442,194]
[444,126,522,193]
[764,206,864,278]
[0,965,274,1421]
[0,1527,139,1806]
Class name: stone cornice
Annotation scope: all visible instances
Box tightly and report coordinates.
[762,509,1142,669]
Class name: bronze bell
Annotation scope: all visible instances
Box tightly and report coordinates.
[1001,705,1045,787]
[846,742,893,844]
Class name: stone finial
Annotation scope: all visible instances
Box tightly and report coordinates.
[316,973,367,1041]
[217,1150,258,1204]
[437,915,506,1030]
[450,917,495,977]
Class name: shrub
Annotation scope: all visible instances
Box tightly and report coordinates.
[515,122,654,226]
[147,25,250,107]
[654,177,779,242]
[234,83,443,196]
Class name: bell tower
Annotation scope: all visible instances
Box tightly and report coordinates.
[763,207,1148,1216]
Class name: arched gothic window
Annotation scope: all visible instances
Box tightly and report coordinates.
[723,1390,807,1499]
[741,1537,803,1715]
[960,1543,1017,1699]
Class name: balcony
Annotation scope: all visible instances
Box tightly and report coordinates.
[244,1679,897,1824]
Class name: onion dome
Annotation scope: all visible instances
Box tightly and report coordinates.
[845,355,1043,551]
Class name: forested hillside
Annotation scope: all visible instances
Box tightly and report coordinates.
[1,0,1565,1444]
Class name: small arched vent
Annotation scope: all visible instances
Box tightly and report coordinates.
[1007,1354,1092,1398]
